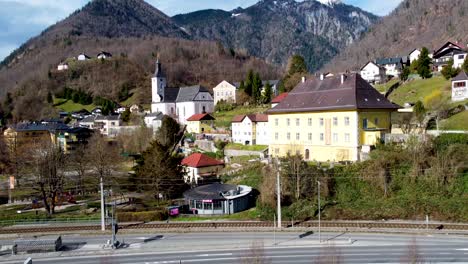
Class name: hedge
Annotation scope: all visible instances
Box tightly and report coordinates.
[117,210,168,222]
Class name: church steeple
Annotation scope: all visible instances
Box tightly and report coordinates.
[151,58,166,104]
[154,59,164,78]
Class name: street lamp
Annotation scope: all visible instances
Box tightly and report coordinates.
[317,180,321,243]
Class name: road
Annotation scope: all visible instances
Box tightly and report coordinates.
[0,232,467,263]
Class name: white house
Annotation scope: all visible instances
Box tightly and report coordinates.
[77,53,91,61]
[78,116,97,129]
[97,51,112,60]
[376,57,403,77]
[409,49,421,64]
[181,153,224,185]
[94,115,121,137]
[150,60,214,124]
[360,61,386,84]
[57,62,69,71]
[231,114,269,146]
[452,71,468,102]
[144,112,164,132]
[454,52,467,69]
[213,80,238,105]
[433,41,466,71]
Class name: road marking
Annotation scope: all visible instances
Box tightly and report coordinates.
[196,253,233,257]
[455,248,468,251]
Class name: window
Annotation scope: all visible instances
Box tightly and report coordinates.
[286,118,290,126]
[308,133,312,141]
[275,118,279,126]
[459,55,465,60]
[296,133,300,140]
[454,82,466,88]
[213,200,222,210]
[333,133,338,142]
[320,133,324,141]
[202,106,206,113]
[345,133,350,143]
[275,133,278,140]
[333,117,338,126]
[305,149,310,160]
[308,118,312,126]
[287,133,291,140]
[319,118,324,126]
[345,117,350,126]
[363,118,368,129]
[296,118,300,126]
[374,117,379,126]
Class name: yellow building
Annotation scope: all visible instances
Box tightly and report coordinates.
[267,74,400,162]
[186,113,215,134]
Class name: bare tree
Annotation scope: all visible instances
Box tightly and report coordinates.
[69,144,90,194]
[241,240,271,264]
[87,134,121,185]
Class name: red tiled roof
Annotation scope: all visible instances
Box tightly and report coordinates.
[232,114,268,123]
[182,153,224,168]
[272,93,289,103]
[187,113,215,121]
[232,115,246,123]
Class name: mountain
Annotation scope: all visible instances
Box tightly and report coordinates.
[173,0,378,71]
[323,0,468,72]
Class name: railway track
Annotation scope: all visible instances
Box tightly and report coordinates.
[1,221,468,234]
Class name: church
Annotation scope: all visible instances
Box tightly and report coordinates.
[150,60,214,124]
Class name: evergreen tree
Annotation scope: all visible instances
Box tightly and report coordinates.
[441,59,460,80]
[278,81,286,94]
[245,70,254,96]
[262,82,273,104]
[239,80,245,91]
[400,67,410,81]
[252,72,262,104]
[417,47,432,79]
[155,115,181,148]
[46,92,53,104]
[121,108,131,123]
[462,56,468,73]
[287,55,307,76]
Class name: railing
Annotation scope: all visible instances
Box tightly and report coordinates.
[0,218,101,227]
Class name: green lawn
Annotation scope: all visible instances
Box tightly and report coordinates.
[373,78,399,93]
[440,110,468,130]
[53,98,96,112]
[226,143,268,151]
[388,76,451,107]
[213,105,270,128]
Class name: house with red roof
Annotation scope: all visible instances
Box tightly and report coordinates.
[271,92,289,108]
[231,114,269,146]
[181,153,225,185]
[186,113,215,134]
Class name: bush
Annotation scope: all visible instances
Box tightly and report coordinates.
[117,210,168,222]
[215,100,236,112]
[433,133,468,152]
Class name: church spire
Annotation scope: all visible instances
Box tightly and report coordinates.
[154,56,164,78]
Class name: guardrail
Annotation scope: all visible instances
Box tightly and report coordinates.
[0,218,101,227]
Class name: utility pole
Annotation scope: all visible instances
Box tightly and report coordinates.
[317,181,321,243]
[276,158,281,229]
[100,176,105,231]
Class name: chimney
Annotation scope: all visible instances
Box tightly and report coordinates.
[341,74,346,84]
[302,76,306,83]
[320,74,324,81]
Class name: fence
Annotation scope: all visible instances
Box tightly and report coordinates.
[0,218,101,227]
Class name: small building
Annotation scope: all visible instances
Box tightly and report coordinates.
[454,52,467,69]
[213,80,238,105]
[77,53,91,61]
[271,92,288,108]
[57,127,93,154]
[452,71,468,102]
[91,107,103,116]
[94,115,121,137]
[144,112,164,132]
[231,114,269,145]
[181,153,224,185]
[97,51,112,60]
[186,113,215,134]
[115,107,127,114]
[376,57,403,77]
[57,62,69,71]
[433,41,466,71]
[360,61,386,84]
[71,109,91,120]
[78,115,97,129]
[130,104,142,113]
[409,49,421,64]
[3,121,70,148]
[183,183,253,215]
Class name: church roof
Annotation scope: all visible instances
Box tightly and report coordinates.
[161,85,210,103]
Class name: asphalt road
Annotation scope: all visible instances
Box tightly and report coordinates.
[1,232,467,263]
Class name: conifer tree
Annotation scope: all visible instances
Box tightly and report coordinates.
[462,56,468,73]
[252,72,262,104]
[262,82,273,104]
[245,70,254,96]
[417,47,432,79]
[441,59,460,80]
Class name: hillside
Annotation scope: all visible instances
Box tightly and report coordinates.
[323,0,468,72]
[173,0,378,71]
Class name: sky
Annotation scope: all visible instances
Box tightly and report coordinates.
[0,0,402,62]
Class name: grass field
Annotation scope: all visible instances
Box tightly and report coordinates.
[373,78,399,93]
[213,105,270,128]
[226,143,268,151]
[440,110,468,130]
[53,98,96,112]
[388,76,451,108]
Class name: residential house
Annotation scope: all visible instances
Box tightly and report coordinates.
[376,57,403,77]
[231,114,269,145]
[271,93,288,108]
[409,49,421,64]
[213,80,238,105]
[116,106,127,114]
[453,52,467,69]
[433,41,466,71]
[71,109,91,120]
[57,62,69,71]
[94,115,121,137]
[3,121,70,148]
[97,51,112,60]
[77,53,91,61]
[360,61,386,84]
[57,127,93,154]
[78,115,97,129]
[186,113,215,134]
[267,73,400,162]
[130,104,142,113]
[181,153,224,185]
[144,112,164,132]
[91,107,102,116]
[452,71,468,102]
[150,60,214,124]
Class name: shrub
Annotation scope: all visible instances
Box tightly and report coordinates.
[433,133,468,152]
[117,210,168,222]
[215,100,236,112]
